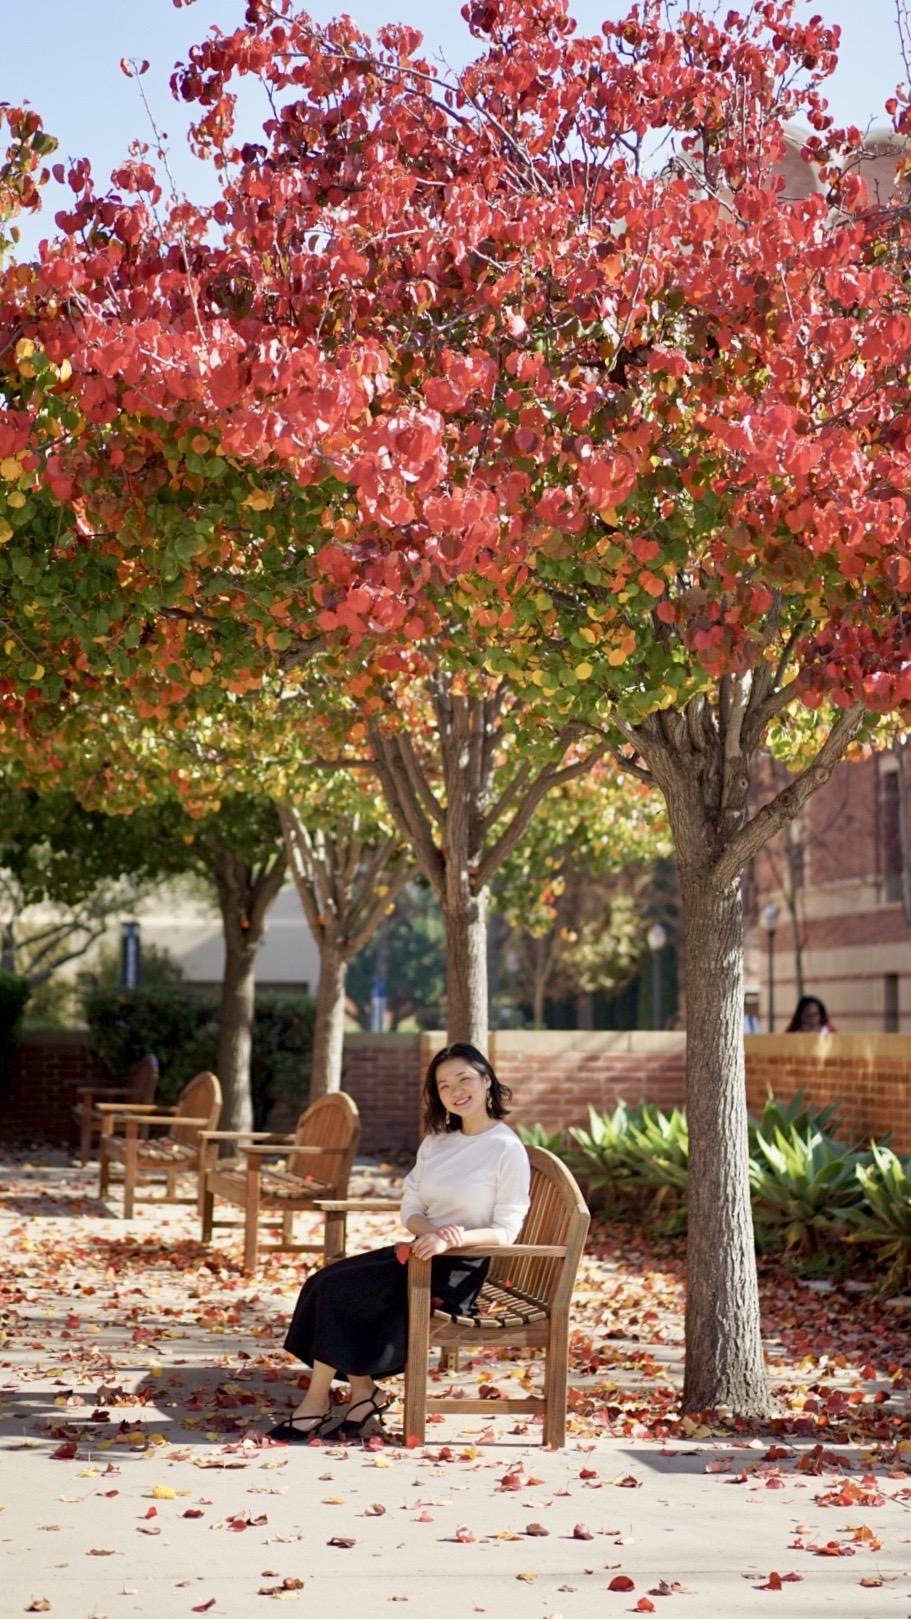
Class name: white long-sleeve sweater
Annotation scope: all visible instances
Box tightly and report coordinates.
[400,1123,531,1244]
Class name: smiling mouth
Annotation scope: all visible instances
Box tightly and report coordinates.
[452,1094,472,1106]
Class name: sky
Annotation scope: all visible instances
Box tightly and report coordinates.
[3,0,904,252]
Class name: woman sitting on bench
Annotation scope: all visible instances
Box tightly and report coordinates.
[269,1041,530,1443]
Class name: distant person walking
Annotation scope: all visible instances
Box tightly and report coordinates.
[743,989,761,1035]
[785,995,833,1034]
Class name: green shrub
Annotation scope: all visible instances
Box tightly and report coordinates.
[749,1125,864,1254]
[82,984,315,1126]
[848,1144,911,1294]
[83,984,209,1091]
[250,994,316,1122]
[0,970,30,1049]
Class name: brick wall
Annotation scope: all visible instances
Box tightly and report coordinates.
[341,1033,422,1157]
[4,1029,910,1156]
[0,1033,109,1144]
[744,1032,911,1151]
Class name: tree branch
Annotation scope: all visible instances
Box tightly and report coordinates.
[713,703,866,887]
[475,740,608,891]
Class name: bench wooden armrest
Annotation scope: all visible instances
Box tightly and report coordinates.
[199,1129,292,1143]
[76,1085,127,1100]
[95,1102,175,1115]
[410,1242,567,1261]
[237,1143,348,1159]
[314,1197,400,1213]
[103,1110,210,1128]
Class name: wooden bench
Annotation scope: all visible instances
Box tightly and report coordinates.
[313,1196,402,1262]
[403,1145,589,1448]
[98,1071,222,1218]
[198,1092,360,1273]
[72,1053,159,1164]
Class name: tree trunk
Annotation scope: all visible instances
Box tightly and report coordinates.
[310,944,348,1097]
[532,936,548,1029]
[680,870,771,1416]
[445,887,489,1047]
[217,940,257,1133]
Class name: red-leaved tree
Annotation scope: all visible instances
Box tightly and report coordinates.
[5,0,911,1413]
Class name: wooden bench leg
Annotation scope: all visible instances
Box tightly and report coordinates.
[99,1144,110,1199]
[542,1312,569,1448]
[403,1254,431,1448]
[79,1105,93,1165]
[439,1348,460,1373]
[323,1211,347,1264]
[243,1161,262,1274]
[281,1210,294,1245]
[200,1179,215,1243]
[123,1124,138,1220]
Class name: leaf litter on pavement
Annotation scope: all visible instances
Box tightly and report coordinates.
[3,1152,911,1614]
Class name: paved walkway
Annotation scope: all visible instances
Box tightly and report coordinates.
[1,1155,910,1618]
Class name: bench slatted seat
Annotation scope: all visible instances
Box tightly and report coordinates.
[403,1145,589,1448]
[199,1092,360,1274]
[98,1072,222,1218]
[72,1053,159,1164]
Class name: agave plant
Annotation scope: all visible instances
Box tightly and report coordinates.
[749,1086,842,1148]
[623,1103,690,1233]
[749,1124,864,1254]
[516,1121,568,1154]
[848,1144,911,1294]
[564,1101,644,1212]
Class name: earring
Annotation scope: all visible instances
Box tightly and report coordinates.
[485,1088,493,1114]
[445,1110,452,1128]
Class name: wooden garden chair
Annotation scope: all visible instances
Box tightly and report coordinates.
[98,1071,222,1218]
[403,1145,590,1449]
[198,1092,361,1273]
[72,1052,159,1164]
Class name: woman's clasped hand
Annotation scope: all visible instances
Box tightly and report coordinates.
[411,1223,466,1259]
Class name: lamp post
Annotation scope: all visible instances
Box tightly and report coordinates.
[760,903,780,1033]
[647,922,667,1031]
[120,920,141,990]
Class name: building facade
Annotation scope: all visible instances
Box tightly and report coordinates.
[745,750,911,1033]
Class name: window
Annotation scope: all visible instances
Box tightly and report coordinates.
[885,973,900,1033]
[879,764,903,903]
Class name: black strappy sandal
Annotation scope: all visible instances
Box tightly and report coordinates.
[337,1391,392,1440]
[268,1408,333,1443]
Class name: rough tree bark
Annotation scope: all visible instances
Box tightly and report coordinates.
[279,806,412,1097]
[212,842,288,1134]
[368,672,605,1048]
[621,675,864,1415]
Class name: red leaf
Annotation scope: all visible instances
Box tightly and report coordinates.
[609,1575,635,1591]
[573,1523,594,1540]
[191,1604,216,1614]
[634,1602,656,1614]
[50,1441,78,1460]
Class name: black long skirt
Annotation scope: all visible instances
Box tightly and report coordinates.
[283,1245,489,1379]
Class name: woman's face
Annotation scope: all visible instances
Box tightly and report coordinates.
[799,1001,823,1032]
[434,1057,490,1127]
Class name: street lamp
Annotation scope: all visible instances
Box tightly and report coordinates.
[120,920,141,990]
[760,903,780,1033]
[647,923,667,1031]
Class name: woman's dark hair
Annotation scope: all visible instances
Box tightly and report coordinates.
[423,1042,513,1134]
[785,995,829,1033]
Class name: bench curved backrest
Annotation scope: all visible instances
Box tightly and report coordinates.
[171,1072,222,1147]
[288,1091,360,1191]
[126,1052,160,1105]
[487,1144,590,1309]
